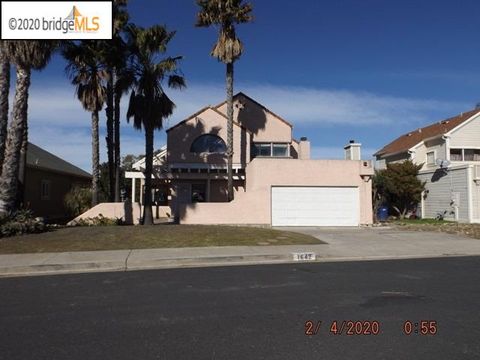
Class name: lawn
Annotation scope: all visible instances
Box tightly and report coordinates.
[392,219,480,239]
[0,225,323,254]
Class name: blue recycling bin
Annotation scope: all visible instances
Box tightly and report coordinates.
[377,206,389,222]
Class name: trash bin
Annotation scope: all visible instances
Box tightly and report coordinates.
[377,206,389,222]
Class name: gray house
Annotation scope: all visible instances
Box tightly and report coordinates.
[375,109,480,223]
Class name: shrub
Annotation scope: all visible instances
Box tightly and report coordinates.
[71,214,124,227]
[0,209,46,238]
[64,186,92,217]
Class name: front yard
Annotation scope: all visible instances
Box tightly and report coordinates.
[0,225,322,254]
[392,219,480,239]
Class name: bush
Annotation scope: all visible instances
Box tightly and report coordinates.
[71,214,124,227]
[64,186,92,217]
[0,209,46,238]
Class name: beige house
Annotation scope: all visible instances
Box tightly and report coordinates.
[124,93,373,226]
[375,108,480,222]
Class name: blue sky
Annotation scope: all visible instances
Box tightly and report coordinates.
[24,0,480,171]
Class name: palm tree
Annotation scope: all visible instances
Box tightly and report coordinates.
[0,46,10,175]
[196,0,253,202]
[63,41,107,206]
[126,24,185,225]
[0,41,56,215]
[102,0,130,202]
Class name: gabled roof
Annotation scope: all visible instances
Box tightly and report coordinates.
[374,108,480,157]
[166,105,252,134]
[133,145,167,170]
[27,143,91,178]
[215,92,293,128]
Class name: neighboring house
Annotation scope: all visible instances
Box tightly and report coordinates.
[24,143,91,222]
[374,109,480,223]
[125,92,374,226]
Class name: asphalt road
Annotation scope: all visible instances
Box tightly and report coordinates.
[1,257,480,360]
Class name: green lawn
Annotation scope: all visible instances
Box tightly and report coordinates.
[0,225,323,254]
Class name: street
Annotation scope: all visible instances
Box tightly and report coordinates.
[1,257,480,359]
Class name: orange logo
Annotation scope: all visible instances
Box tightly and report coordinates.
[66,6,99,32]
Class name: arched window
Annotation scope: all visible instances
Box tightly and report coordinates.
[190,134,227,153]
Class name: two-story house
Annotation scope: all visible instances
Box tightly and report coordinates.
[375,108,480,223]
[122,92,374,226]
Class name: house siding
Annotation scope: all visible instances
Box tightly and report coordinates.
[415,138,447,171]
[419,167,470,221]
[449,115,480,148]
[473,179,480,221]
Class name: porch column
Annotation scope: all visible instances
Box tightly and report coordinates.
[131,178,136,203]
[140,178,145,204]
[207,178,211,202]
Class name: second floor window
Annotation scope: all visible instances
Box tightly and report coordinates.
[190,134,227,154]
[426,151,435,165]
[252,143,289,158]
[450,148,480,161]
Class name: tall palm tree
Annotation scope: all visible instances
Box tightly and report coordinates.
[102,0,130,202]
[0,46,10,175]
[63,41,107,206]
[196,0,253,202]
[126,24,185,225]
[0,41,56,215]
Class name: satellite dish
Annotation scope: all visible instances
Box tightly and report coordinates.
[436,159,450,168]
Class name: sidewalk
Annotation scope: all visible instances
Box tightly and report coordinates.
[2,227,480,277]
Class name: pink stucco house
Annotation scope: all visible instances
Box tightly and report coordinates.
[123,93,374,226]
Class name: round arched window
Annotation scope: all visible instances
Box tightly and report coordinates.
[190,134,227,153]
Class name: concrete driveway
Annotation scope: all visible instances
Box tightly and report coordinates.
[274,226,480,260]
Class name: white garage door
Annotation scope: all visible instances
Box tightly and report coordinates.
[271,187,359,226]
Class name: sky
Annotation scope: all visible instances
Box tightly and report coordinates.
[21,0,480,171]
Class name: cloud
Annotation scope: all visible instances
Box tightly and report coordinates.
[19,81,469,171]
[310,146,377,160]
[168,83,469,126]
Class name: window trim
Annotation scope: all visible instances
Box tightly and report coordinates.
[41,180,51,200]
[426,150,436,166]
[252,142,291,158]
[190,134,227,154]
[449,147,480,162]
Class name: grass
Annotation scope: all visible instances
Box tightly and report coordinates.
[391,219,480,240]
[0,225,323,254]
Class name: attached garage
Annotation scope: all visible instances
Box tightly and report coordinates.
[271,186,360,226]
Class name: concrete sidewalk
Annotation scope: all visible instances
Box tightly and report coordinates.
[1,227,480,277]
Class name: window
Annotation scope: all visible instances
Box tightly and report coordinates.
[426,151,435,165]
[252,143,289,158]
[450,149,462,161]
[191,183,206,203]
[450,148,480,162]
[190,134,226,154]
[41,180,50,200]
[273,144,288,157]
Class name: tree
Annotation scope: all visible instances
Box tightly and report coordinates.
[126,24,185,225]
[0,46,10,175]
[374,160,426,219]
[63,41,107,207]
[101,0,130,202]
[0,41,56,215]
[196,0,253,202]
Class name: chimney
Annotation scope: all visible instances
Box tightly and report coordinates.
[299,137,310,160]
[344,140,361,160]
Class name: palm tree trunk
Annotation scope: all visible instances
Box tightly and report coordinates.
[142,124,154,225]
[17,122,28,208]
[114,88,121,202]
[226,61,234,202]
[91,110,100,207]
[0,65,30,215]
[105,73,114,202]
[0,51,10,175]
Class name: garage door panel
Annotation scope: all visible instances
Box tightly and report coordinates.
[271,187,359,226]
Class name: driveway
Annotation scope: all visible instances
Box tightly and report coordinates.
[274,226,480,260]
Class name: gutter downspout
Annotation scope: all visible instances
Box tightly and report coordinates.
[467,165,473,223]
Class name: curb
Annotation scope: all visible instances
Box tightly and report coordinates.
[0,252,477,278]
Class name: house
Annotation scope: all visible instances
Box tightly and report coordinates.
[24,142,91,222]
[124,92,374,226]
[374,108,480,223]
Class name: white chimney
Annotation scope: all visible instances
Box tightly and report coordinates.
[299,137,310,160]
[344,140,361,160]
